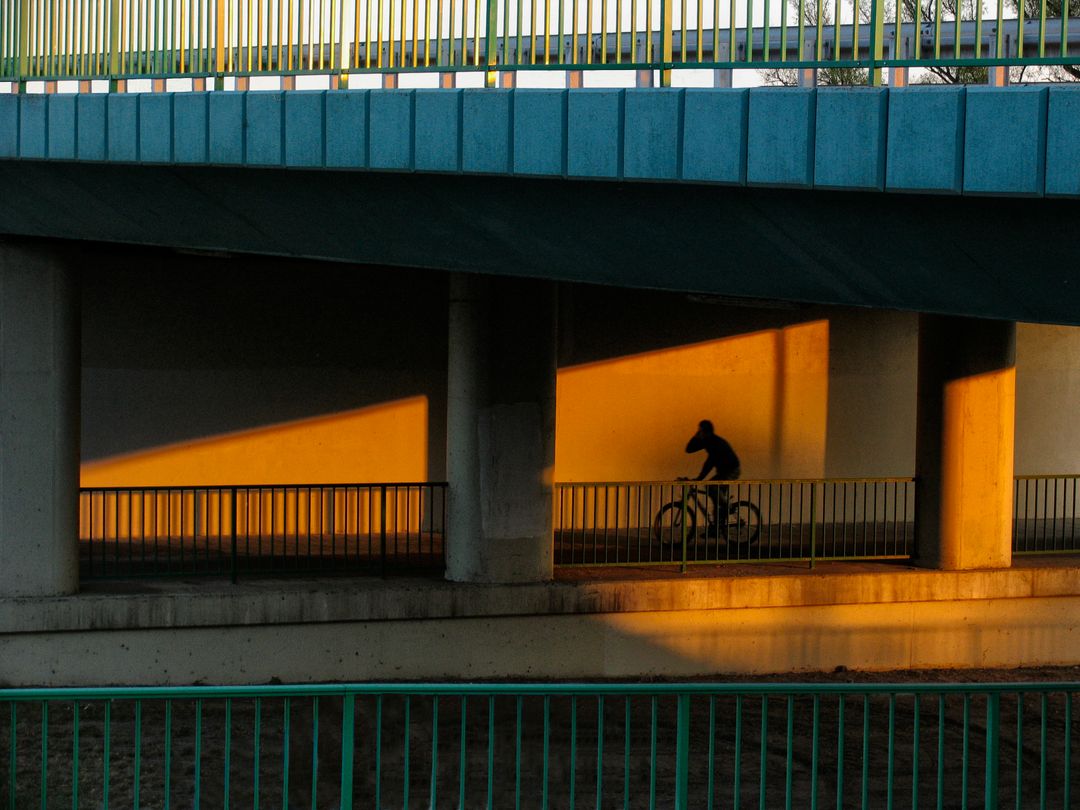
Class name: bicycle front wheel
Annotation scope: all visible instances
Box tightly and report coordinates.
[724,500,761,545]
[652,502,698,547]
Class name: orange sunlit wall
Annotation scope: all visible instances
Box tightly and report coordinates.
[81,397,429,487]
[81,325,831,488]
[554,321,830,482]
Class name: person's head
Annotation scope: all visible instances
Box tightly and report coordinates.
[698,420,715,436]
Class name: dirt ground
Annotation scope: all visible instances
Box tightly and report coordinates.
[2,666,1077,809]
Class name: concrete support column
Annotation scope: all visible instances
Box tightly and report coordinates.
[0,243,80,596]
[915,315,1015,570]
[446,274,556,583]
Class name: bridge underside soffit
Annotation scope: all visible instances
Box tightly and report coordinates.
[0,161,1076,324]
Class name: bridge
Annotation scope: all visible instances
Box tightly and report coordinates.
[0,0,1079,685]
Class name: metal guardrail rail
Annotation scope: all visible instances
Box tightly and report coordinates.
[79,482,447,580]
[554,478,915,570]
[0,682,1075,808]
[1,0,1078,86]
[1014,475,1080,555]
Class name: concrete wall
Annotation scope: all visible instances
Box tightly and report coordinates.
[81,250,450,486]
[1016,322,1080,475]
[2,565,1079,684]
[78,251,1080,488]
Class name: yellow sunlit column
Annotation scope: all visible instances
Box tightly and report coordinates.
[445,274,557,583]
[0,243,81,597]
[915,315,1016,570]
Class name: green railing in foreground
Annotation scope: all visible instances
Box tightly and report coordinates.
[0,682,1075,808]
[2,0,1080,86]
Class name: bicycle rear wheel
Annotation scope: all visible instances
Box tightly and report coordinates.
[724,500,761,545]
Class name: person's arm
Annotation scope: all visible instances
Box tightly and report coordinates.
[695,456,715,481]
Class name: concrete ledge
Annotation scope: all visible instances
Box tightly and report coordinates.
[1,86,1078,197]
[3,563,1079,635]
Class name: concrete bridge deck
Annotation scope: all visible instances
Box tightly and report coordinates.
[0,85,1071,196]
[1,85,1080,324]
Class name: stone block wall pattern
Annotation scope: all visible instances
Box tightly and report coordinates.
[0,86,1075,197]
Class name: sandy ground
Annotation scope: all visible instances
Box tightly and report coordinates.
[2,666,1077,809]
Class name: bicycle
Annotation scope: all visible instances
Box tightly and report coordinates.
[652,479,761,547]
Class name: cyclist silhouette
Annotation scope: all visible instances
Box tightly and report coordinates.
[685,420,741,527]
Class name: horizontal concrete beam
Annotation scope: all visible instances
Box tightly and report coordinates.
[2,161,1080,324]
[0,86,1073,197]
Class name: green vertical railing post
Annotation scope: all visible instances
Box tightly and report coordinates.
[340,694,355,810]
[659,0,673,86]
[108,0,121,86]
[867,0,884,85]
[984,693,1000,810]
[680,484,688,574]
[380,485,387,577]
[809,483,817,570]
[214,0,225,88]
[485,0,499,86]
[16,0,28,88]
[674,694,690,810]
[230,487,238,584]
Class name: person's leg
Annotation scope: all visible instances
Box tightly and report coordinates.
[704,483,726,539]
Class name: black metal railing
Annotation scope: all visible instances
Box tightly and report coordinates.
[554,479,915,569]
[79,482,447,580]
[1014,475,1080,555]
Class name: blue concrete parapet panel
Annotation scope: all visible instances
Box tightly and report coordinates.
[325,91,367,168]
[681,89,747,185]
[284,91,326,168]
[747,88,815,188]
[623,89,682,181]
[245,91,284,167]
[368,91,414,171]
[1045,86,1080,197]
[415,90,461,172]
[18,95,47,160]
[172,93,208,164]
[814,88,887,191]
[567,90,623,179]
[46,94,77,160]
[964,87,1047,196]
[886,87,965,194]
[209,93,244,165]
[463,90,513,174]
[512,90,565,176]
[0,86,1074,199]
[139,94,173,163]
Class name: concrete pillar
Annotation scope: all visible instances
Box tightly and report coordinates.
[446,274,556,583]
[915,315,1015,570]
[0,243,80,596]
